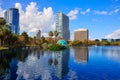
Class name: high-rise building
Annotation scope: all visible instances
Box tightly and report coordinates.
[74,28,89,41]
[34,30,41,39]
[56,12,70,40]
[4,8,19,34]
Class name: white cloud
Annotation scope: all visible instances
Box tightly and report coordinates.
[67,9,79,20]
[109,8,120,15]
[15,2,55,37]
[17,54,52,80]
[94,10,108,15]
[80,8,90,15]
[0,7,3,17]
[114,9,119,13]
[105,29,120,39]
[94,9,120,15]
[67,70,78,80]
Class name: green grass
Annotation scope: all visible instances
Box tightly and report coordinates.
[0,47,9,50]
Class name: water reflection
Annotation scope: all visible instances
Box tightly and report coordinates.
[74,47,89,63]
[100,47,120,62]
[1,46,120,80]
[90,46,120,62]
[16,49,70,80]
[0,48,35,80]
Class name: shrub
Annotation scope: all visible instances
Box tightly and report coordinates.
[48,44,66,51]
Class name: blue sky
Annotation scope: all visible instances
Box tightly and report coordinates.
[0,0,120,40]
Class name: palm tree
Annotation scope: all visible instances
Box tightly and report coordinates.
[48,31,53,43]
[54,30,59,43]
[48,31,53,37]
[54,30,59,38]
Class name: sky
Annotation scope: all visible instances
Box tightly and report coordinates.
[0,0,120,40]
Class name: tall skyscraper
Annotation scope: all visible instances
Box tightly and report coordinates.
[34,30,41,39]
[4,8,19,34]
[74,28,89,41]
[56,12,70,40]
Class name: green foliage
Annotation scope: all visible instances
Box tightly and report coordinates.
[21,31,29,43]
[48,31,53,37]
[0,18,15,47]
[40,36,48,44]
[100,41,110,45]
[0,17,6,26]
[69,40,82,46]
[48,44,66,51]
[54,30,59,37]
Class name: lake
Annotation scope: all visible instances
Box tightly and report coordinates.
[0,46,120,80]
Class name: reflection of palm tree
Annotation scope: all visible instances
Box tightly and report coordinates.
[48,58,53,66]
[54,59,58,65]
[48,58,58,66]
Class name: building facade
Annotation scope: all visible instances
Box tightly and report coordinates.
[74,28,89,41]
[4,8,19,34]
[34,30,41,39]
[56,12,70,40]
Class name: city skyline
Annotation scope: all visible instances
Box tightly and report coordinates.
[0,0,120,40]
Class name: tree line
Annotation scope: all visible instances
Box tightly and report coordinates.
[1,17,119,48]
[69,39,120,46]
[0,17,61,48]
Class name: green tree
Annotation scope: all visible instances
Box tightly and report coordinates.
[48,31,53,44]
[40,36,46,44]
[54,30,59,43]
[21,32,29,44]
[0,18,11,46]
[3,27,11,45]
[54,30,59,38]
[10,34,18,45]
[48,31,53,37]
[0,17,6,26]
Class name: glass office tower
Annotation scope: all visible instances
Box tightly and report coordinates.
[4,8,19,34]
[56,12,70,40]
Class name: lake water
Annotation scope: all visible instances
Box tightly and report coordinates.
[0,46,120,80]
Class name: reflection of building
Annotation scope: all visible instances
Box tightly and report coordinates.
[34,30,41,39]
[51,49,70,79]
[4,8,19,34]
[56,12,70,40]
[74,47,88,63]
[74,28,89,41]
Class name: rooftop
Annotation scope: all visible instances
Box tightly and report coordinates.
[74,28,88,31]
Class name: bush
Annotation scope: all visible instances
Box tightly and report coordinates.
[48,44,66,51]
[69,40,82,46]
